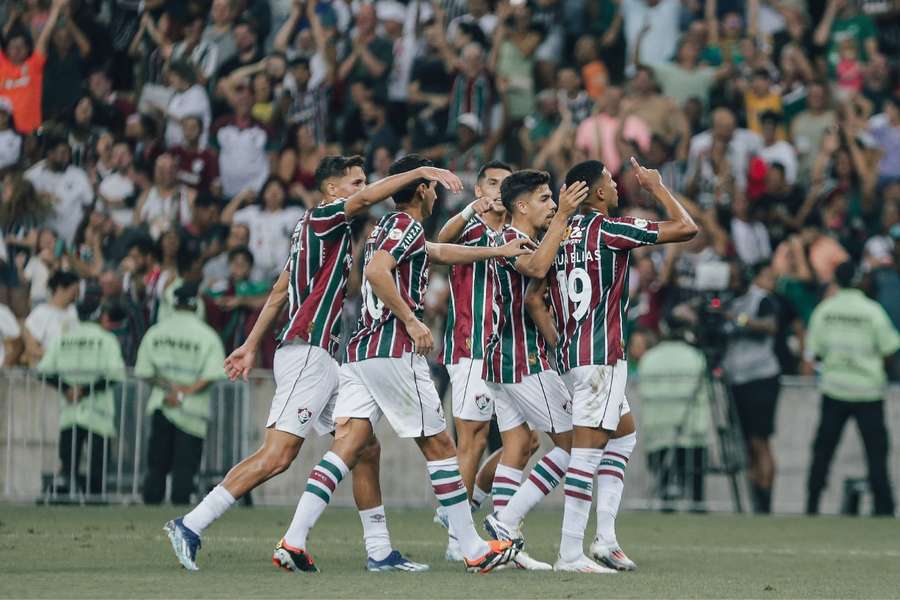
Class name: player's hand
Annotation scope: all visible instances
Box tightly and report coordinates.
[498,237,536,258]
[557,180,589,216]
[472,195,493,215]
[404,317,434,356]
[224,343,257,381]
[630,157,663,191]
[417,167,464,193]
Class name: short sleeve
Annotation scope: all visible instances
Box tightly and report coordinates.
[308,200,348,238]
[599,217,660,251]
[133,334,156,379]
[24,308,45,342]
[459,219,490,247]
[377,216,424,263]
[36,338,59,373]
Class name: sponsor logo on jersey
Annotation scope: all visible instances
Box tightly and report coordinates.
[388,227,404,240]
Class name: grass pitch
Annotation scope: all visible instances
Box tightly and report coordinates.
[1,504,898,598]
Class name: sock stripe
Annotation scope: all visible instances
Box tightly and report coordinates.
[438,492,469,507]
[493,476,519,486]
[493,499,509,507]
[533,463,560,488]
[492,488,515,496]
[597,469,624,481]
[528,473,550,494]
[541,457,565,479]
[604,451,629,463]
[430,469,459,480]
[564,489,592,501]
[568,467,594,479]
[319,458,345,482]
[305,483,331,503]
[599,458,626,470]
[433,481,464,495]
[565,476,591,490]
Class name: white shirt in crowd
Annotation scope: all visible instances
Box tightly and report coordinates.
[23,257,52,305]
[139,185,193,241]
[98,172,138,228]
[621,0,680,72]
[0,303,19,366]
[25,161,94,244]
[24,303,79,349]
[759,140,799,185]
[164,84,212,149]
[233,205,304,281]
[687,128,764,192]
[0,128,22,170]
[731,218,773,266]
[213,118,271,199]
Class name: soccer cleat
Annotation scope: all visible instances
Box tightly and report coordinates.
[366,550,430,572]
[511,550,552,570]
[164,518,201,571]
[483,512,525,545]
[445,537,464,562]
[272,538,319,573]
[554,554,618,574]
[464,539,523,574]
[590,539,637,571]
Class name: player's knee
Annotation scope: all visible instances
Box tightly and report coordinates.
[359,437,381,463]
[528,431,541,456]
[609,431,637,454]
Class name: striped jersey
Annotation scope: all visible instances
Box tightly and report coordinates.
[345,211,429,362]
[549,211,659,372]
[483,226,553,384]
[440,215,500,364]
[279,199,353,357]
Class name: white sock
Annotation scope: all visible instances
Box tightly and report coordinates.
[491,464,523,512]
[182,485,236,535]
[499,447,569,528]
[595,433,635,545]
[428,457,490,560]
[358,505,393,561]
[559,447,603,562]
[471,484,489,512]
[283,451,349,549]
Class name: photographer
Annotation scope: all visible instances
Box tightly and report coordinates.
[722,263,781,514]
[638,307,711,511]
[805,261,899,516]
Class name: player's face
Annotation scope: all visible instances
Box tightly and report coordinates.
[475,168,511,213]
[335,166,367,198]
[518,184,554,231]
[598,168,618,208]
[421,181,438,219]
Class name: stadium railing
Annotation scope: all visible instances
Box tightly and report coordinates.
[1,368,898,514]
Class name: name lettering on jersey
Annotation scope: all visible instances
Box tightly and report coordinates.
[556,249,604,266]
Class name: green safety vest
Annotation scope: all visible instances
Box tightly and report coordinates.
[134,311,226,438]
[37,322,126,438]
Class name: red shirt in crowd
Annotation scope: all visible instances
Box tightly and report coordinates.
[0,50,46,133]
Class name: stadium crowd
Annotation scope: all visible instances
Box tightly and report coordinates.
[0,0,898,512]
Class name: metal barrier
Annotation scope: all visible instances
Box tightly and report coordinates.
[2,368,898,514]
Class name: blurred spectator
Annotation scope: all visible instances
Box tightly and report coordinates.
[41,2,92,123]
[98,269,145,366]
[0,300,21,366]
[758,112,798,185]
[730,193,771,267]
[38,297,125,495]
[621,0,680,73]
[25,135,94,244]
[625,66,688,159]
[573,34,608,102]
[136,281,225,505]
[742,69,783,137]
[21,228,61,306]
[97,140,142,227]
[337,3,392,102]
[155,61,212,150]
[869,95,900,185]
[67,96,105,168]
[805,261,898,516]
[490,1,541,124]
[687,107,763,197]
[645,36,728,110]
[203,222,250,289]
[791,82,836,181]
[813,0,880,76]
[0,98,22,170]
[202,0,239,74]
[576,86,650,177]
[204,245,268,353]
[170,10,220,86]
[22,269,79,365]
[135,153,195,241]
[447,42,493,136]
[170,115,220,196]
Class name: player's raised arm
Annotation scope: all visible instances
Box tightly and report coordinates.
[525,277,558,348]
[436,196,493,243]
[513,181,589,279]
[363,249,433,355]
[426,237,534,265]
[345,167,463,218]
[630,157,699,244]
[224,270,290,380]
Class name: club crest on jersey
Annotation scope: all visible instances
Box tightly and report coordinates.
[633,218,649,229]
[388,227,404,240]
[528,352,537,365]
[474,394,491,412]
[297,408,313,424]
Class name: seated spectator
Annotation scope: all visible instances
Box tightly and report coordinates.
[170,115,220,197]
[25,134,94,245]
[22,269,79,365]
[221,177,303,283]
[204,245,268,353]
[121,236,161,319]
[135,153,195,241]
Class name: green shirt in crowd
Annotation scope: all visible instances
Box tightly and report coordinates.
[806,289,900,402]
[37,322,126,438]
[134,311,226,439]
[637,341,711,453]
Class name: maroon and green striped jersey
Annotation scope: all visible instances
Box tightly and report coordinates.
[440,215,501,365]
[345,211,429,362]
[483,226,553,384]
[549,211,659,372]
[278,199,353,357]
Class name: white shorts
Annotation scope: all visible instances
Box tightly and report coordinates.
[266,343,338,438]
[487,370,572,434]
[447,358,494,422]
[334,353,446,438]
[562,361,631,431]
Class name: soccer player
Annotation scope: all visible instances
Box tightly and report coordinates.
[550,158,697,573]
[479,170,591,569]
[272,155,533,574]
[164,156,463,572]
[434,160,511,561]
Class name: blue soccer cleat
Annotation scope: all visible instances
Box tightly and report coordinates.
[164,518,201,571]
[366,550,430,572]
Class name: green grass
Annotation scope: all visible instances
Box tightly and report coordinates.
[1,505,899,598]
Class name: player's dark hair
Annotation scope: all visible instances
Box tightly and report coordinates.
[388,154,433,205]
[48,270,80,293]
[228,245,255,266]
[314,155,366,192]
[500,169,550,213]
[476,160,513,183]
[565,160,606,193]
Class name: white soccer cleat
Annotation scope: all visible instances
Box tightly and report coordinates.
[554,554,617,574]
[589,539,637,571]
[512,550,552,570]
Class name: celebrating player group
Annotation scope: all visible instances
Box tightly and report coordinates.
[163,150,698,574]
